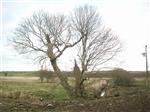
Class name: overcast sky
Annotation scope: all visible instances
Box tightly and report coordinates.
[0,0,150,71]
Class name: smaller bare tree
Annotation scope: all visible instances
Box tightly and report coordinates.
[71,5,121,73]
[70,5,121,96]
[38,69,54,83]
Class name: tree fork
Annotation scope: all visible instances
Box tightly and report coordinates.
[50,59,75,97]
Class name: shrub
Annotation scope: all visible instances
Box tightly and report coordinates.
[38,70,54,83]
[137,92,150,111]
[3,72,8,76]
[111,68,134,87]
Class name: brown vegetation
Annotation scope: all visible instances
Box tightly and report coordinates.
[111,68,134,87]
[38,70,55,83]
[1,92,150,112]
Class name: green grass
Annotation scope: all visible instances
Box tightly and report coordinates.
[0,81,69,101]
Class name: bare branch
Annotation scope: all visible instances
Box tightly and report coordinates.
[55,35,84,59]
[71,5,121,72]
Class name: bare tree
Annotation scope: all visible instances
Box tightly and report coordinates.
[12,6,121,97]
[70,5,121,96]
[12,11,84,96]
[71,5,121,73]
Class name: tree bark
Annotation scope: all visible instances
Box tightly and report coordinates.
[73,60,87,97]
[50,59,75,97]
[47,41,75,97]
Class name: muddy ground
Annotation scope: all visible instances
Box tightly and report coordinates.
[0,94,150,112]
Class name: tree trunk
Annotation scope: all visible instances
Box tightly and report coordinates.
[50,59,75,97]
[47,42,75,97]
[73,60,86,97]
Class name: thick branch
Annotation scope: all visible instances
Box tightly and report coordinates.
[55,35,84,58]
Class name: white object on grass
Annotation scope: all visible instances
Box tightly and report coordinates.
[100,91,105,97]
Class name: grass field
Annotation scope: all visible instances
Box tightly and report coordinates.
[0,71,37,77]
[0,79,69,101]
[0,71,150,112]
[0,71,149,77]
[0,71,150,101]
